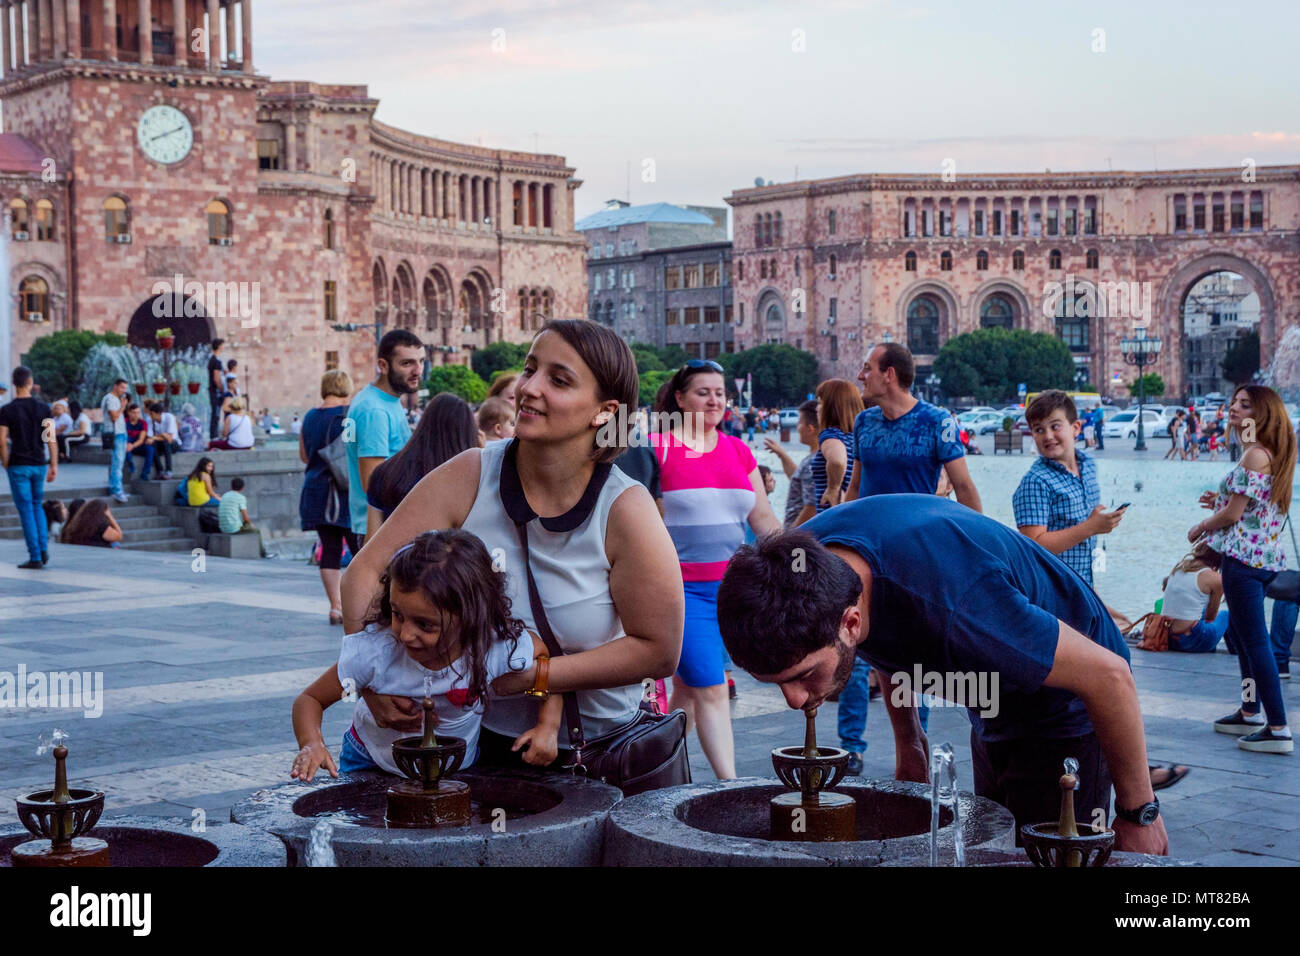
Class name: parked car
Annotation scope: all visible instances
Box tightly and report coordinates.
[959,411,1005,435]
[779,407,801,429]
[1104,408,1168,440]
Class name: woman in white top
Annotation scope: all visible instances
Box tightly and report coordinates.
[342,320,683,769]
[1160,544,1228,652]
[208,397,255,450]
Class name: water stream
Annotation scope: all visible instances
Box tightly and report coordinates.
[929,741,964,867]
[305,819,337,867]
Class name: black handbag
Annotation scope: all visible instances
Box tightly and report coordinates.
[511,508,691,798]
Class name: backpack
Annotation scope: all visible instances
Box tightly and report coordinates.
[173,479,188,506]
[1131,613,1172,652]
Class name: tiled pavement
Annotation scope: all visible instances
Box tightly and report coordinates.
[1,537,1298,865]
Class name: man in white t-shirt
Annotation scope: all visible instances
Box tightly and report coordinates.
[101,379,130,502]
[146,400,180,479]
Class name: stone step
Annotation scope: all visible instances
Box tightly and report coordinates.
[121,538,200,553]
[0,502,164,526]
[0,485,111,506]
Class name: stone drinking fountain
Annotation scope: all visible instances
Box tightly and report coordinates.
[605,708,1016,866]
[233,693,622,865]
[0,734,284,867]
[1020,758,1115,867]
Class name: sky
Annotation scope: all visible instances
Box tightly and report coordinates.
[260,0,1297,228]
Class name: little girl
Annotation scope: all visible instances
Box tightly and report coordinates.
[291,529,563,780]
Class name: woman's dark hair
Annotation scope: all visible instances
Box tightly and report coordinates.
[66,498,86,524]
[61,497,111,546]
[368,393,478,514]
[716,530,863,675]
[187,457,215,482]
[69,400,82,419]
[533,319,638,464]
[42,499,68,527]
[363,530,526,707]
[654,362,724,419]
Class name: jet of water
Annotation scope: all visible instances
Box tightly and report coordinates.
[424,673,435,698]
[36,728,69,755]
[305,820,337,867]
[929,742,964,867]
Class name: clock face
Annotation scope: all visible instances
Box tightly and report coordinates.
[137,105,194,165]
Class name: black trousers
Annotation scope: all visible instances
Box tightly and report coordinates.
[209,396,223,439]
[970,728,1111,844]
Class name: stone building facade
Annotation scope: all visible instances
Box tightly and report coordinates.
[0,0,586,411]
[578,200,732,353]
[726,167,1300,400]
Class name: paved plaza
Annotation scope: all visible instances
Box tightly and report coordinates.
[1,513,1298,866]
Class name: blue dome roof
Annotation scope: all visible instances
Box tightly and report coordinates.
[576,202,716,230]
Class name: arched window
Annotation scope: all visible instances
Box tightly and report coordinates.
[1085,248,1099,269]
[794,256,801,277]
[906,296,940,354]
[323,209,335,250]
[207,199,232,244]
[1012,249,1024,271]
[980,293,1016,330]
[760,259,767,279]
[774,212,783,245]
[519,288,528,329]
[975,250,988,271]
[904,250,917,272]
[104,197,129,239]
[1054,284,1091,352]
[10,198,28,237]
[34,200,54,241]
[19,275,49,322]
[1048,248,1062,270]
[829,254,837,278]
[737,260,744,281]
[769,258,776,277]
[939,251,952,271]
[828,209,837,235]
[754,214,763,247]
[764,213,773,246]
[542,289,553,320]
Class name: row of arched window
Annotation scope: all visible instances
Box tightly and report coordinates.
[903,248,1101,273]
[7,198,56,240]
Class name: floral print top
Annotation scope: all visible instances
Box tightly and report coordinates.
[1206,464,1287,570]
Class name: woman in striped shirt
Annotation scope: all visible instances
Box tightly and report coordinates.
[793,379,863,526]
[652,360,782,779]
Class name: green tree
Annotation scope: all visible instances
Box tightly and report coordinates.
[934,328,1074,403]
[1127,373,1166,399]
[424,364,487,403]
[639,369,673,408]
[1220,330,1260,386]
[629,344,666,374]
[24,329,127,403]
[724,344,819,406]
[471,341,530,382]
[657,344,690,369]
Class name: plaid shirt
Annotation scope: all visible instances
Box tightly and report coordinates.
[1012,449,1100,584]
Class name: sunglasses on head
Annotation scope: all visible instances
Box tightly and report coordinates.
[683,359,724,373]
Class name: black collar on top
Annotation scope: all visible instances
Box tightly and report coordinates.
[499,438,613,532]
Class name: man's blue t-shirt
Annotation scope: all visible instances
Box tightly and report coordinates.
[852,400,964,497]
[801,495,1129,743]
[346,385,412,533]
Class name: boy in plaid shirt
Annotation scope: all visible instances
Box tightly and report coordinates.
[1013,391,1126,586]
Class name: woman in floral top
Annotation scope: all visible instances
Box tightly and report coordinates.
[1189,385,1295,754]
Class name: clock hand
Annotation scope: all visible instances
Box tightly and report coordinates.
[149,126,186,143]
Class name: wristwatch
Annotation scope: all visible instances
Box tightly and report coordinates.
[1114,797,1160,826]
[525,656,550,700]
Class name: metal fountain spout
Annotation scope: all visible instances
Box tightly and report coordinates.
[769,707,856,842]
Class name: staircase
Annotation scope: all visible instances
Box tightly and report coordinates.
[0,484,199,553]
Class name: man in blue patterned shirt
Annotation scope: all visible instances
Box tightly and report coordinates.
[1013,390,1126,586]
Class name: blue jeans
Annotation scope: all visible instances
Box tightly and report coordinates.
[837,659,929,754]
[6,465,48,562]
[1169,610,1230,653]
[125,443,155,480]
[108,433,126,495]
[338,728,378,773]
[1272,599,1298,670]
[1221,556,1286,726]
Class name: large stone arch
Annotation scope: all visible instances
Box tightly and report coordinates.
[126,294,213,350]
[895,279,960,352]
[423,265,454,344]
[1156,253,1277,398]
[754,286,787,342]
[970,278,1032,334]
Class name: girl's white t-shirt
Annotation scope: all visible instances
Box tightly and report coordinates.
[337,623,534,774]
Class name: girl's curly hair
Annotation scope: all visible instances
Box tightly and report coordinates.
[363,529,526,708]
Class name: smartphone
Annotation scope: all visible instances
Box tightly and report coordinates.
[1116,502,1132,510]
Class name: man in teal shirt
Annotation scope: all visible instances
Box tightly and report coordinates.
[347,330,424,538]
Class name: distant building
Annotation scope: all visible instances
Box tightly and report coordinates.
[1183,273,1260,397]
[577,201,733,355]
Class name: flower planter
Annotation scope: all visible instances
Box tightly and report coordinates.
[152,382,167,394]
[169,382,182,395]
[134,383,147,395]
[994,431,1024,454]
[187,382,201,394]
[157,336,175,349]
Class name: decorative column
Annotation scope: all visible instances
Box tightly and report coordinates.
[239,0,249,71]
[432,169,441,222]
[65,0,79,55]
[284,121,296,171]
[205,0,216,70]
[421,168,429,217]
[169,0,182,64]
[222,0,232,64]
[2,3,12,73]
[38,0,50,58]
[26,0,37,65]
[52,0,64,55]
[135,0,148,62]
[470,175,479,224]
[102,0,115,59]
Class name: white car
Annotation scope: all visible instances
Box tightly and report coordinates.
[779,407,801,429]
[1103,409,1167,439]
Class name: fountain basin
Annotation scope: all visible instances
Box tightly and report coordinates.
[604,777,1015,866]
[232,766,623,866]
[936,847,1196,867]
[0,815,286,867]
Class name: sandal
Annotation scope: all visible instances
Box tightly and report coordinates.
[329,608,343,626]
[1149,763,1190,791]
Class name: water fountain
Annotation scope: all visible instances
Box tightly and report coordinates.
[385,695,471,828]
[768,707,855,841]
[1020,758,1115,867]
[929,742,965,867]
[1265,324,1300,403]
[0,734,285,867]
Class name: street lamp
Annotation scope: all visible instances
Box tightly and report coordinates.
[926,373,941,404]
[1120,326,1162,451]
[332,321,385,346]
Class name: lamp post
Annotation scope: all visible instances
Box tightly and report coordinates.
[332,321,385,346]
[1120,326,1162,451]
[926,373,941,404]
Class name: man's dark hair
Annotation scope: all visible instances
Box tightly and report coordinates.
[378,329,424,365]
[227,358,238,370]
[798,398,818,428]
[211,338,224,351]
[113,377,128,387]
[145,400,162,414]
[11,366,31,388]
[1026,389,1077,427]
[716,530,863,675]
[230,476,246,491]
[876,342,915,389]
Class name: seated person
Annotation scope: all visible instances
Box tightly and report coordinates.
[123,403,155,480]
[145,401,180,479]
[184,457,222,508]
[60,498,123,548]
[178,403,206,453]
[216,476,267,556]
[208,397,255,450]
[62,400,93,460]
[1159,544,1228,653]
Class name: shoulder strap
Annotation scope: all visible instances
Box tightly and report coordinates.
[512,519,587,756]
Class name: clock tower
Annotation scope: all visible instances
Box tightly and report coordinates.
[0,0,262,352]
